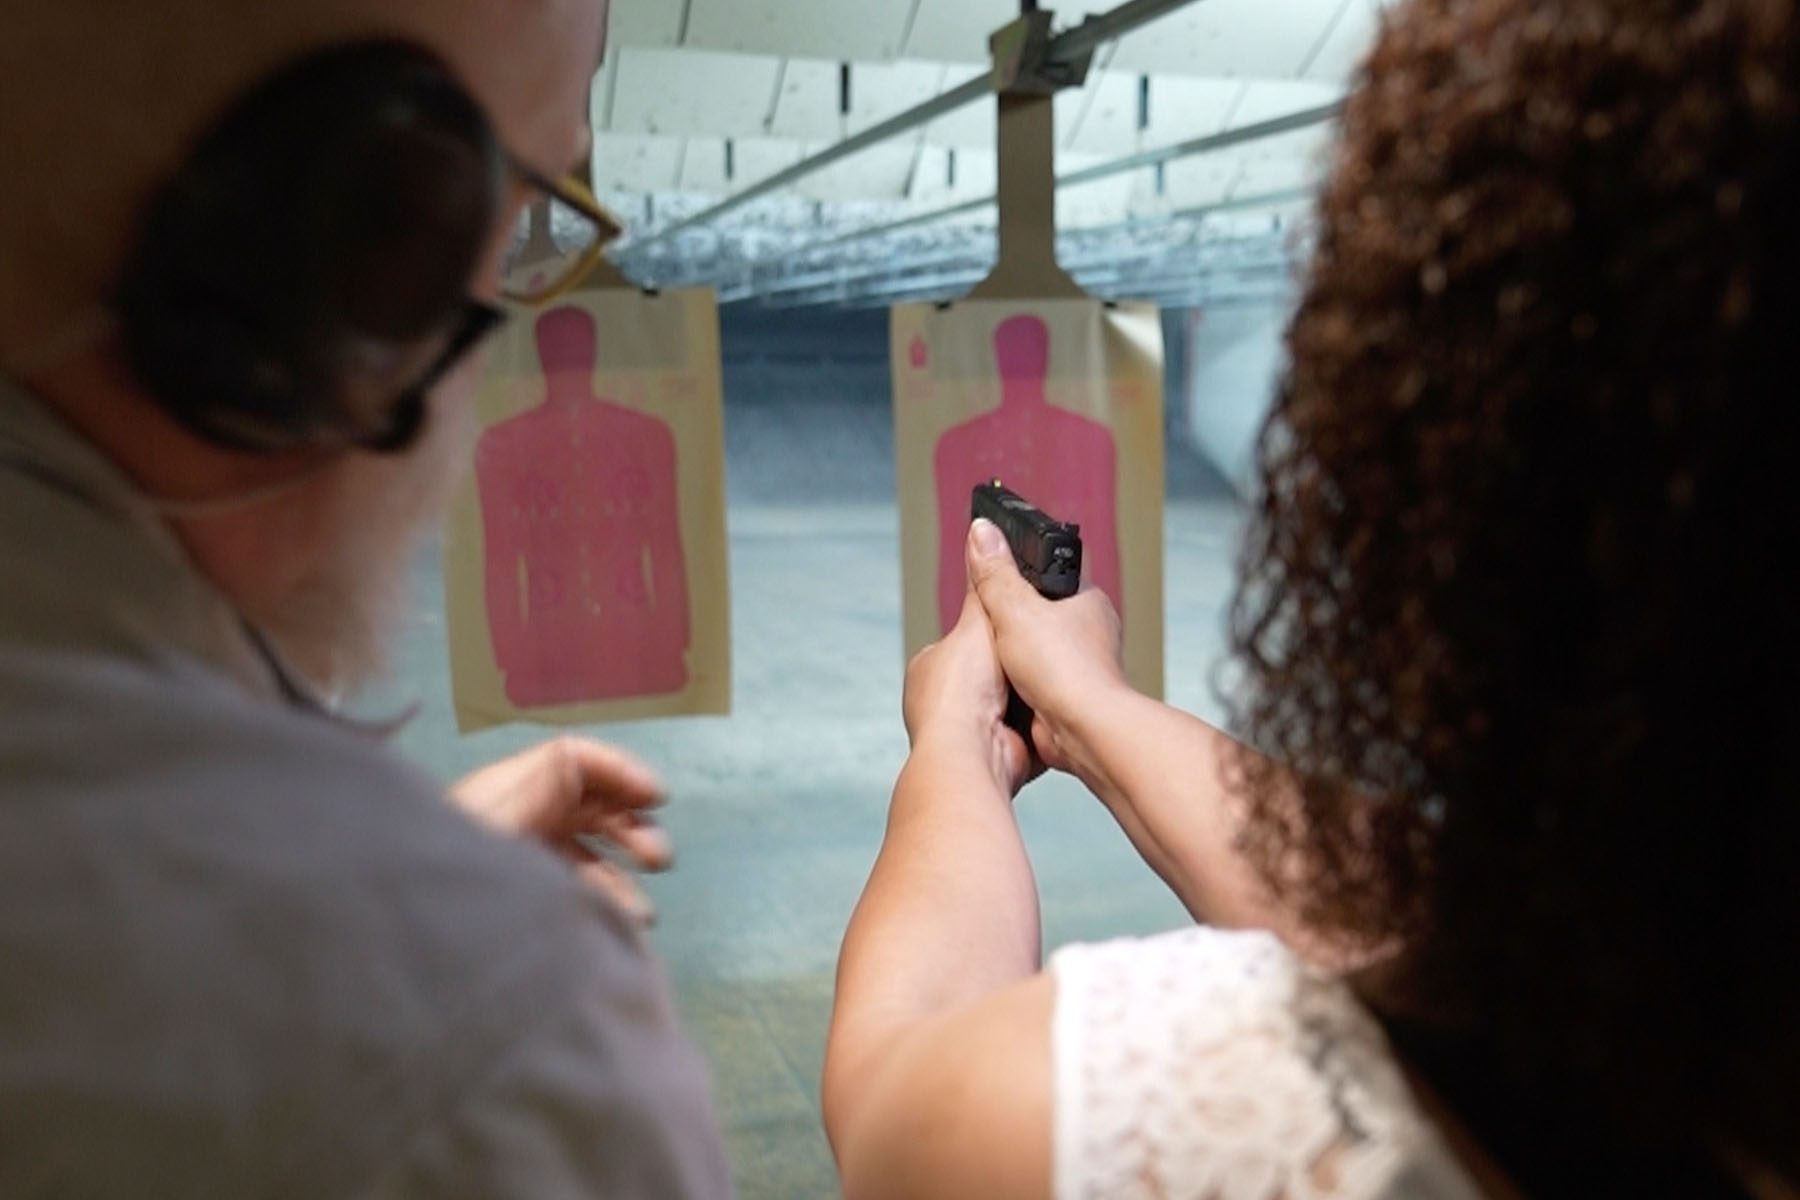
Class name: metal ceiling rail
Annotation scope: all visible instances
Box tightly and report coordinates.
[613,0,1205,259]
[687,108,1336,277]
[1152,183,1310,227]
[759,274,1289,311]
[1075,183,1315,234]
[759,271,1293,310]
[1076,259,1294,292]
[749,233,1298,309]
[717,185,1310,303]
[804,195,996,256]
[1058,101,1340,188]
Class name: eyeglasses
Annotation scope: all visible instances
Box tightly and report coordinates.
[499,159,627,306]
[369,163,621,452]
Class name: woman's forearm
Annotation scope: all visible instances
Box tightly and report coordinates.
[832,737,1040,1026]
[1057,686,1340,959]
[824,738,1040,1143]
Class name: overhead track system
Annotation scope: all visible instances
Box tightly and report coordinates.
[718,185,1314,304]
[613,0,1210,261]
[713,106,1335,273]
[753,228,1299,310]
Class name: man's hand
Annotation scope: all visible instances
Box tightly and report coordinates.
[966,518,1131,777]
[902,526,1040,796]
[452,738,671,925]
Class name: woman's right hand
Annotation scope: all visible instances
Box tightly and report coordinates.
[965,518,1132,779]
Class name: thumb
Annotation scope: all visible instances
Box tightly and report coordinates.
[966,519,1041,632]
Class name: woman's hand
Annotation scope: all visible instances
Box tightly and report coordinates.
[829,535,1059,1200]
[965,518,1131,778]
[452,737,671,925]
[902,525,1040,796]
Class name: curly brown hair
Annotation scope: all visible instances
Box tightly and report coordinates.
[1230,0,1800,1170]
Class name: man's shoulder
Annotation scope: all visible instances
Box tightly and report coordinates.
[0,640,632,978]
[0,646,675,1192]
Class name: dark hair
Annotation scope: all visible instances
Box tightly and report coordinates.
[1230,0,1800,1167]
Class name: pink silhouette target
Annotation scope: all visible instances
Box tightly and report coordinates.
[933,315,1122,634]
[475,307,691,707]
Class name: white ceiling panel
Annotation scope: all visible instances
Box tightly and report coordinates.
[590,51,620,129]
[592,1,1329,296]
[677,138,732,193]
[923,76,998,148]
[606,0,686,48]
[671,139,809,192]
[1056,74,1243,163]
[765,58,980,146]
[1230,148,1326,197]
[1106,0,1347,79]
[1155,153,1245,210]
[1227,124,1335,193]
[733,137,813,188]
[916,71,1244,157]
[601,55,1281,155]
[1059,72,1140,154]
[765,59,850,142]
[609,48,783,138]
[909,144,1000,204]
[1058,160,1138,228]
[795,142,922,201]
[1051,85,1103,149]
[907,0,1356,79]
[1230,78,1344,123]
[904,0,1097,65]
[1143,114,1330,210]
[592,132,687,192]
[608,0,1384,85]
[1141,75,1244,144]
[1301,0,1382,82]
[684,0,918,61]
[847,60,955,135]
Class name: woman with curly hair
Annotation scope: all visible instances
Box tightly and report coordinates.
[824,0,1800,1195]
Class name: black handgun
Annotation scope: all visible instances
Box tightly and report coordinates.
[971,481,1083,601]
[970,481,1083,739]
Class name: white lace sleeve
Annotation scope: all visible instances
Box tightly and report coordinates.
[1049,928,1483,1200]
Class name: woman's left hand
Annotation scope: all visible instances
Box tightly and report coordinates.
[902,530,1040,796]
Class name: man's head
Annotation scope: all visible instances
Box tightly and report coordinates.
[0,0,609,695]
[0,0,606,355]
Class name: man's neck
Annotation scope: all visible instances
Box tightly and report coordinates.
[26,349,330,621]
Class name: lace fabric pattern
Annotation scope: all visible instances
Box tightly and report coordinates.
[1050,928,1482,1200]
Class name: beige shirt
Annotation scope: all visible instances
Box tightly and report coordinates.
[0,378,732,1198]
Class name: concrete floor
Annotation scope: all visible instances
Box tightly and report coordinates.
[372,381,1247,1197]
